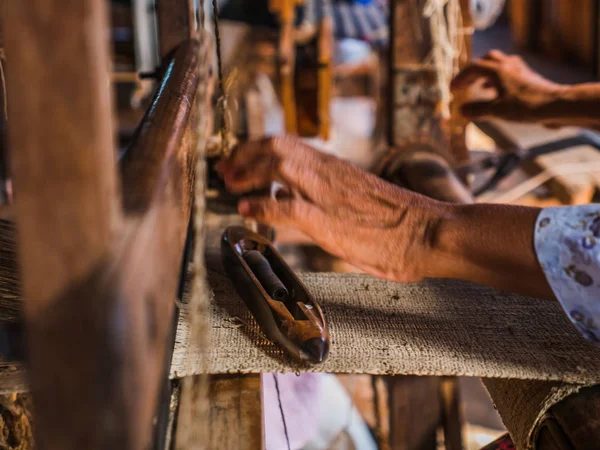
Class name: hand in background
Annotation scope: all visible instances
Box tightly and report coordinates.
[451,50,563,124]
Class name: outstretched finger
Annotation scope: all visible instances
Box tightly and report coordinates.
[483,49,506,61]
[238,196,346,258]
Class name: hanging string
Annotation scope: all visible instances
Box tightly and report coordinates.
[199,0,206,30]
[211,0,229,153]
[272,373,292,450]
[0,50,7,120]
[341,376,356,439]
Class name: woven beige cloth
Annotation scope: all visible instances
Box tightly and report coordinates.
[172,267,600,382]
[170,253,600,449]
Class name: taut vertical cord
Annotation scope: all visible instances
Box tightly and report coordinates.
[272,373,292,450]
[211,0,229,153]
[0,51,7,119]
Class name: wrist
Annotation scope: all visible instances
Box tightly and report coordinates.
[540,83,600,125]
[423,203,468,280]
[555,83,585,102]
[532,83,570,120]
[413,202,463,280]
[427,203,551,298]
[427,203,541,276]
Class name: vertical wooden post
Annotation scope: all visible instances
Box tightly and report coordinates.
[2,0,124,448]
[387,0,436,149]
[388,0,451,159]
[208,375,264,449]
[387,376,441,450]
[449,0,473,167]
[317,18,333,140]
[270,0,299,134]
[156,0,196,58]
[440,377,463,450]
[387,0,471,166]
[508,0,535,49]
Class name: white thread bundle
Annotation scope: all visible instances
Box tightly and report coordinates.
[422,0,467,118]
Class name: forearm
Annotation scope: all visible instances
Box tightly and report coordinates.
[542,83,600,131]
[430,203,554,300]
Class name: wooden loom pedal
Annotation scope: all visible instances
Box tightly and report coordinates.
[221,226,329,364]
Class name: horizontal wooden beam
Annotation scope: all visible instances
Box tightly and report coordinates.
[120,39,200,216]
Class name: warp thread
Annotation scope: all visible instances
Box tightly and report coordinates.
[211,0,230,153]
[371,376,388,450]
[0,220,19,310]
[0,49,7,120]
[273,373,292,450]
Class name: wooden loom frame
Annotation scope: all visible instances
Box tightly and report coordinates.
[1,0,202,448]
[0,0,599,449]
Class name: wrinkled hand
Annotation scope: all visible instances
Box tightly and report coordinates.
[451,50,563,123]
[217,137,448,282]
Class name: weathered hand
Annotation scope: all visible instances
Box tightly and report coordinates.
[451,50,563,124]
[217,137,449,282]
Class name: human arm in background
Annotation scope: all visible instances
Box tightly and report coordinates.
[451,50,600,131]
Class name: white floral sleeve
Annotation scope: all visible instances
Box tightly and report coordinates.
[535,205,600,342]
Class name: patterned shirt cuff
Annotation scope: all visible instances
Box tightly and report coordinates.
[534,205,600,342]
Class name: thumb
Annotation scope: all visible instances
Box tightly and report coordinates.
[238,197,308,226]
